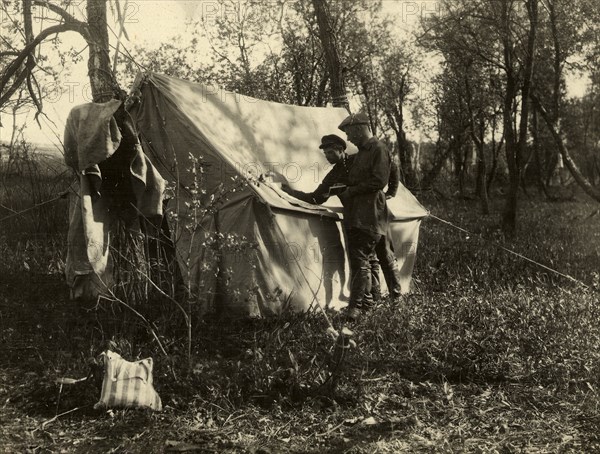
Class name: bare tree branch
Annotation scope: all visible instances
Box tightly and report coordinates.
[33,0,81,24]
[23,0,34,43]
[26,71,42,125]
[0,51,21,58]
[0,22,88,107]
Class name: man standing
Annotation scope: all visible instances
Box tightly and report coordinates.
[282,134,352,205]
[337,112,401,320]
[281,134,352,306]
[282,131,403,315]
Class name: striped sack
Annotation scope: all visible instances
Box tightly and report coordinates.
[95,350,162,411]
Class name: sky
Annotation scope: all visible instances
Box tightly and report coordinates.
[1,0,591,149]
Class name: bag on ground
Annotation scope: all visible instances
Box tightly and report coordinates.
[95,350,162,411]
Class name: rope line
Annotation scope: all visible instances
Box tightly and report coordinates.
[2,188,591,293]
[105,22,148,72]
[0,192,67,224]
[428,214,591,290]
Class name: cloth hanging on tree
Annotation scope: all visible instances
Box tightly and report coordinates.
[64,99,165,299]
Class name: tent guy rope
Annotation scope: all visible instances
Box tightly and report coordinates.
[428,213,592,290]
[0,192,67,224]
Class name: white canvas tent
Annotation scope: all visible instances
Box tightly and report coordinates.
[65,72,428,317]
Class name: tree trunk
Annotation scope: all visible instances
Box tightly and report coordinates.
[87,0,114,102]
[531,95,600,203]
[548,0,561,123]
[360,75,377,135]
[422,138,456,189]
[458,144,468,197]
[531,108,544,193]
[501,0,538,237]
[465,69,489,213]
[316,74,329,107]
[414,140,422,183]
[500,4,519,235]
[312,0,348,110]
[397,131,418,188]
[487,142,500,195]
[531,107,555,199]
[502,77,519,236]
[23,0,34,42]
[474,134,490,214]
[487,120,503,195]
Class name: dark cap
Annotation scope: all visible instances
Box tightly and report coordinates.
[319,134,346,150]
[338,112,369,131]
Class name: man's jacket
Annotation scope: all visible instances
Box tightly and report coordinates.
[344,137,391,236]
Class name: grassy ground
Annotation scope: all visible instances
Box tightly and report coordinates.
[1,158,599,452]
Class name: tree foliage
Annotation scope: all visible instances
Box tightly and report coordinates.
[422,0,600,233]
[2,0,599,234]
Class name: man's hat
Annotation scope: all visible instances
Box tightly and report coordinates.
[338,112,369,131]
[319,134,346,150]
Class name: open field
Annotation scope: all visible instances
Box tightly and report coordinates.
[1,157,599,453]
